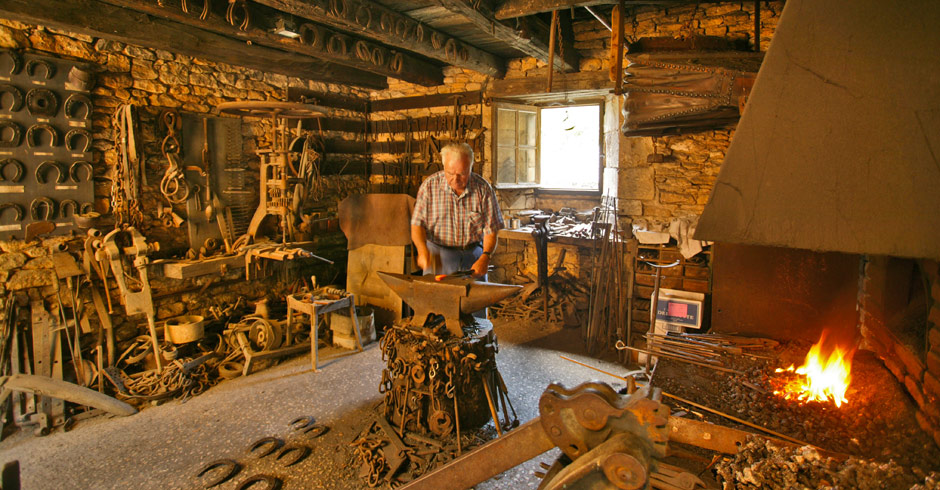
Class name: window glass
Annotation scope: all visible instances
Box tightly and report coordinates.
[539,105,600,190]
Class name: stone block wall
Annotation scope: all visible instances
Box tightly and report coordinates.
[860,258,940,448]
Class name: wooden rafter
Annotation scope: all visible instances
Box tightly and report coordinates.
[0,0,387,89]
[495,0,617,19]
[99,0,444,86]
[437,0,579,72]
[252,0,506,77]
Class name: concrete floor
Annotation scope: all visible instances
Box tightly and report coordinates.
[0,319,630,489]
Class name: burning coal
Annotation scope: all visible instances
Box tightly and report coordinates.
[773,331,854,407]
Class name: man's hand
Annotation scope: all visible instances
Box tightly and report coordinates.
[416,250,429,271]
[471,254,489,278]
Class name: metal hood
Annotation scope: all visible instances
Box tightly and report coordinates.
[695,0,940,260]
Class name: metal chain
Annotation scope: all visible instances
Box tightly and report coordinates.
[159,110,191,204]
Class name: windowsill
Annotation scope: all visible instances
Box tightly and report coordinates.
[494,184,539,190]
[494,184,601,196]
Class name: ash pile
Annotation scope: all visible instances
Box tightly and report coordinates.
[350,272,521,487]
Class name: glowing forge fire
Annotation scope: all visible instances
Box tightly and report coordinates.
[773,332,854,407]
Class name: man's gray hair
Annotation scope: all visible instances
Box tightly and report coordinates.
[440,142,474,164]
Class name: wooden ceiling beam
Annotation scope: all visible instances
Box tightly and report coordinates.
[437,0,579,72]
[495,0,617,19]
[252,0,506,77]
[98,0,444,86]
[0,0,387,89]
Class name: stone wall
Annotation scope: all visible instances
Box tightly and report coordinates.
[861,258,940,448]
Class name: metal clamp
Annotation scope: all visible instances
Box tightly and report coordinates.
[196,459,240,488]
[0,84,24,112]
[35,160,66,184]
[0,159,24,183]
[0,203,24,222]
[26,123,59,148]
[26,89,58,117]
[0,121,22,148]
[64,94,92,119]
[25,59,55,80]
[59,199,79,218]
[1,50,22,76]
[29,197,56,221]
[69,160,93,183]
[65,129,92,152]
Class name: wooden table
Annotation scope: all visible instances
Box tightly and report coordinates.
[286,293,363,372]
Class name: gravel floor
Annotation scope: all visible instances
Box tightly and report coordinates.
[0,319,629,489]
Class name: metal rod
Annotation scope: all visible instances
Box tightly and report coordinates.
[616,342,743,374]
[584,6,611,31]
[482,374,503,436]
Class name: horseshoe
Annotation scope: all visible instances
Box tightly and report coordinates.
[0,203,24,222]
[299,24,324,49]
[329,0,347,18]
[196,459,240,488]
[327,34,347,56]
[354,41,370,62]
[64,94,92,119]
[25,59,55,80]
[0,121,22,148]
[379,12,392,33]
[59,199,79,218]
[394,18,409,40]
[0,84,24,112]
[389,52,404,73]
[26,123,58,148]
[29,197,56,221]
[275,445,310,467]
[65,129,92,152]
[370,46,385,67]
[1,50,22,75]
[431,31,444,50]
[300,423,329,438]
[289,415,316,431]
[247,437,283,457]
[354,4,372,28]
[35,160,66,184]
[0,159,24,183]
[234,475,281,490]
[414,23,425,42]
[26,89,59,117]
[69,160,93,183]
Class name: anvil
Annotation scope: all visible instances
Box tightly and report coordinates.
[378,272,522,337]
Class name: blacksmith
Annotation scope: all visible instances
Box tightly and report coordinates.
[411,143,503,279]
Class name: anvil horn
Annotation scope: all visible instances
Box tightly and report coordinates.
[377,271,522,336]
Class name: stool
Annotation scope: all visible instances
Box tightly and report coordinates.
[286,292,363,372]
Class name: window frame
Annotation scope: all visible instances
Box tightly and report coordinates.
[491,100,604,195]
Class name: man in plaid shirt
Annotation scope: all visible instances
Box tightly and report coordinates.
[411,143,504,278]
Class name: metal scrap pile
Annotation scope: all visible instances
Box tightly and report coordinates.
[715,436,939,490]
[489,273,589,326]
[351,318,516,486]
[510,207,595,239]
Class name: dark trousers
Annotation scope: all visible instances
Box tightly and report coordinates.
[424,241,486,318]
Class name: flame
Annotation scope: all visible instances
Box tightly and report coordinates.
[773,332,853,407]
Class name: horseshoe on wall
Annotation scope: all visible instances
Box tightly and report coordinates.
[26,123,59,148]
[0,84,24,112]
[26,88,59,117]
[0,159,24,183]
[299,23,324,49]
[0,121,23,148]
[0,50,22,76]
[25,59,55,80]
[0,203,24,222]
[59,199,79,218]
[65,129,92,153]
[64,94,92,119]
[69,160,93,183]
[35,160,66,184]
[29,197,56,221]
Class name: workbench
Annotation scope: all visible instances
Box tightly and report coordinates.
[499,228,593,247]
[286,293,363,372]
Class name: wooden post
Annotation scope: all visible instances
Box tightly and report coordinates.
[613,0,625,95]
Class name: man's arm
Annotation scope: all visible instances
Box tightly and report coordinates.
[470,230,498,277]
[411,225,430,271]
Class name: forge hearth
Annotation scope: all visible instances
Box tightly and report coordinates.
[653,336,940,481]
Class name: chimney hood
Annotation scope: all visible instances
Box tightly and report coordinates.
[695,0,940,260]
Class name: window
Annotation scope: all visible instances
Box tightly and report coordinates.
[494,102,602,191]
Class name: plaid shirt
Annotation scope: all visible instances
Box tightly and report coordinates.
[411,171,504,247]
